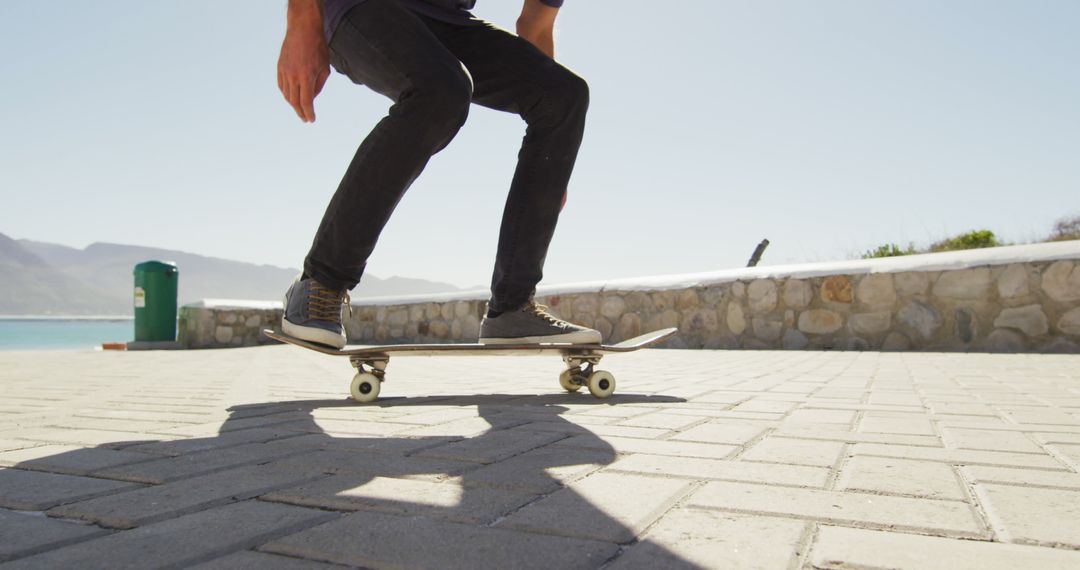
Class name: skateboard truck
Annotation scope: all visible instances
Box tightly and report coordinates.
[560,352,615,398]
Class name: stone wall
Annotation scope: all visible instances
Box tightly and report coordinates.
[179,300,282,349]
[179,242,1080,353]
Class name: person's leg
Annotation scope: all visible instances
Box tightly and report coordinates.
[303,0,474,292]
[432,21,590,314]
[285,0,473,347]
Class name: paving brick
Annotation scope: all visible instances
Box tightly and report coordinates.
[810,525,1080,569]
[510,420,667,439]
[0,444,153,476]
[615,412,709,430]
[608,509,805,569]
[553,434,737,459]
[95,441,318,484]
[976,483,1080,547]
[0,439,44,453]
[838,456,966,500]
[740,437,845,467]
[269,448,477,480]
[262,510,618,570]
[859,415,937,436]
[496,471,694,542]
[47,464,323,529]
[281,418,415,436]
[189,550,345,569]
[416,428,564,464]
[773,428,941,446]
[783,409,857,425]
[399,416,526,437]
[962,465,1080,490]
[607,454,829,487]
[275,431,446,454]
[262,474,535,524]
[3,500,336,569]
[0,508,107,562]
[850,443,1066,469]
[465,445,610,493]
[12,428,176,447]
[687,481,984,537]
[668,422,768,445]
[0,468,140,511]
[122,427,304,457]
[942,427,1044,453]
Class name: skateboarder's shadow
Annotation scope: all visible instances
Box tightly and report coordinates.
[7,394,704,568]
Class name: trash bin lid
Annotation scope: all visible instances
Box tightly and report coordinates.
[133,260,178,274]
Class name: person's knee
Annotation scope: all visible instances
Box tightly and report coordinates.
[408,69,472,150]
[536,71,589,128]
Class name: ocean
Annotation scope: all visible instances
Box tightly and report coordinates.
[0,318,135,350]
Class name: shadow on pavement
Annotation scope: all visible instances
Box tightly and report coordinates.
[3,393,706,568]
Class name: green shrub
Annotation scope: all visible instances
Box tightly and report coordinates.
[929,229,999,252]
[1048,215,1080,242]
[862,243,917,259]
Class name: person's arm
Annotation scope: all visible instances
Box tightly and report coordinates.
[516,0,561,58]
[277,0,330,123]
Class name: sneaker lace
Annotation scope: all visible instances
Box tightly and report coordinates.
[524,301,566,326]
[308,280,351,322]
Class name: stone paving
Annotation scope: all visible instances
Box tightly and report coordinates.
[1,345,1080,568]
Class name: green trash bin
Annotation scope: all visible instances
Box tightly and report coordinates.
[133,261,179,342]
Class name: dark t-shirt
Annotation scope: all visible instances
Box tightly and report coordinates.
[322,0,565,40]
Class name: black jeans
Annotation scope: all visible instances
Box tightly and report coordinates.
[304,0,589,314]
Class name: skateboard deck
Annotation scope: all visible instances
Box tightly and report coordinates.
[262,327,678,403]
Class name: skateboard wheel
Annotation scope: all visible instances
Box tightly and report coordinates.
[559,370,583,392]
[350,372,381,403]
[587,370,616,399]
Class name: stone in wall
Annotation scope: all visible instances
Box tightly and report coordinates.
[752,317,783,341]
[849,312,891,335]
[1042,261,1080,302]
[997,264,1030,298]
[993,305,1049,337]
[897,301,942,340]
[702,285,725,306]
[625,291,652,312]
[682,308,719,334]
[895,272,930,297]
[933,267,992,300]
[798,309,843,334]
[679,288,703,311]
[986,329,1024,353]
[652,291,675,312]
[747,280,777,314]
[782,329,808,349]
[857,274,897,308]
[881,331,911,351]
[726,303,747,335]
[732,281,746,299]
[954,308,976,344]
[618,313,642,340]
[601,296,626,320]
[1059,308,1080,336]
[821,276,853,304]
[594,317,613,340]
[782,279,812,309]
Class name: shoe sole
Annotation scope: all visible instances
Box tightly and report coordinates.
[479,331,602,345]
[282,318,347,349]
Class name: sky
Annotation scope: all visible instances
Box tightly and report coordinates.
[1,1,1078,289]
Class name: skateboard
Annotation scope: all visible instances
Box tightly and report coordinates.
[261,327,678,403]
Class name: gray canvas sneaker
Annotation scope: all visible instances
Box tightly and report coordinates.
[479,301,602,345]
[282,276,350,349]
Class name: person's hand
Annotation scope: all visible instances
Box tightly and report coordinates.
[277,25,330,123]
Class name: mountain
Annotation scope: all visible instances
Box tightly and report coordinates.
[2,234,469,315]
